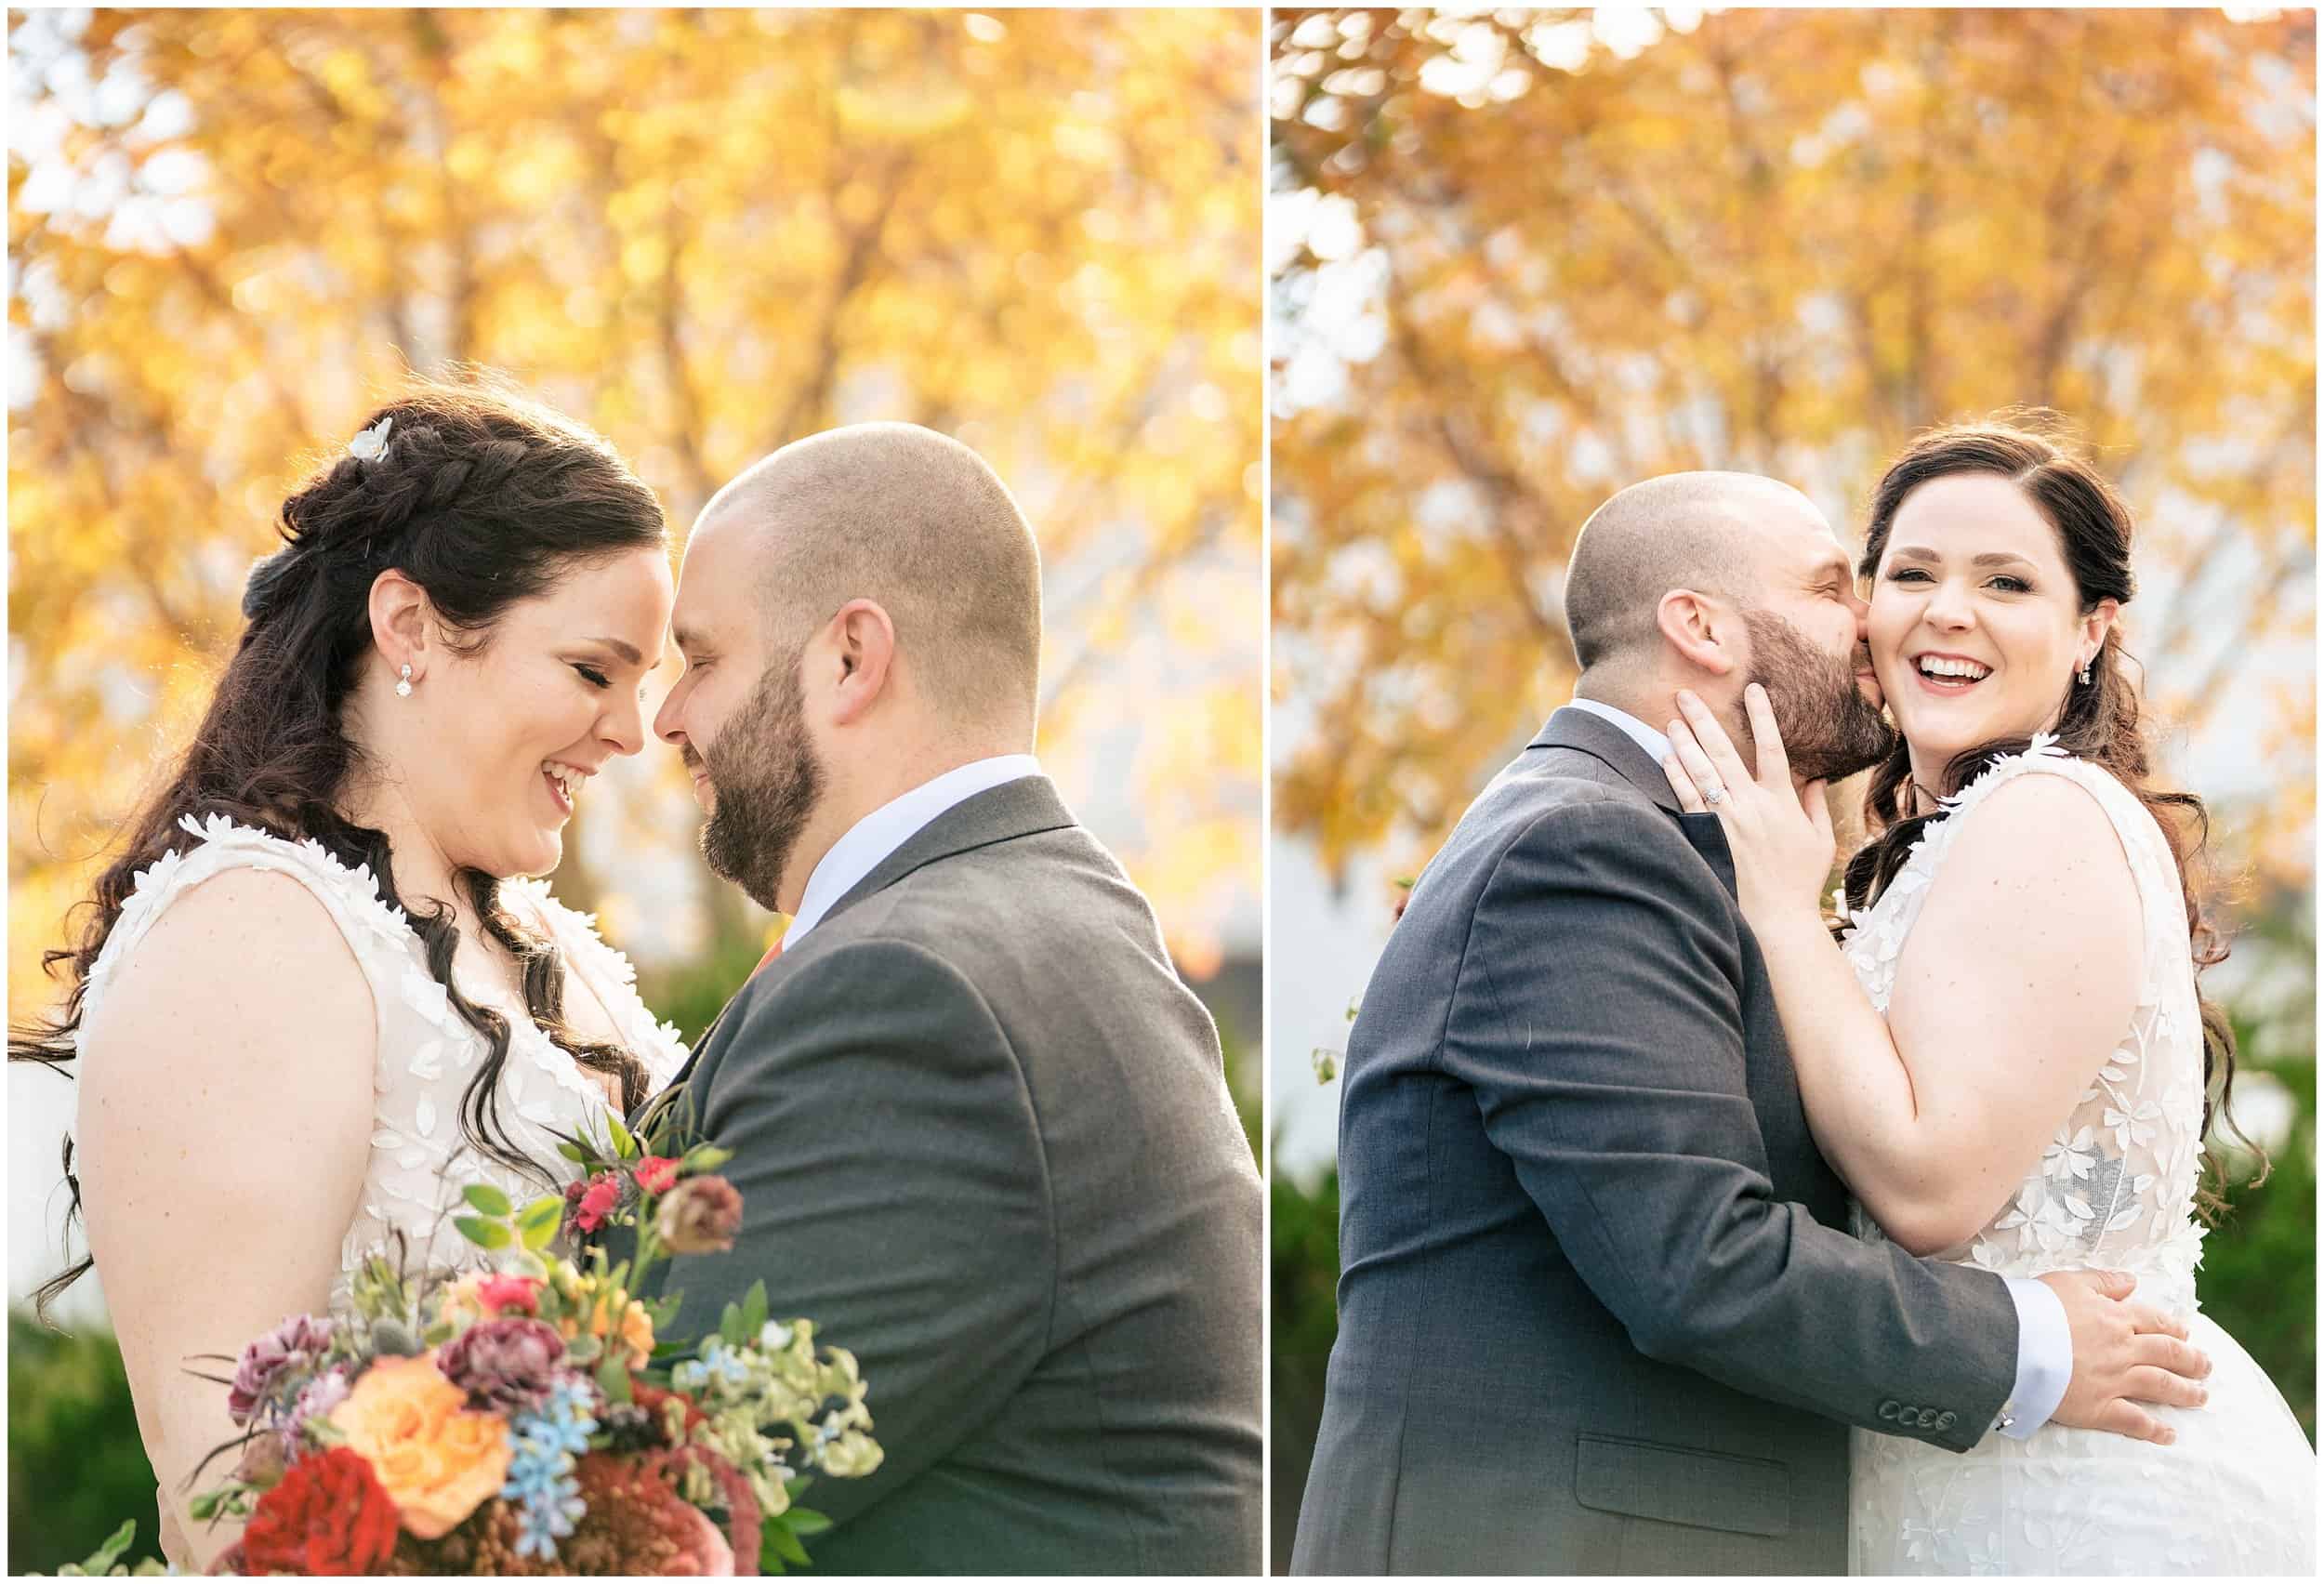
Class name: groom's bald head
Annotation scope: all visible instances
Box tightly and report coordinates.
[1563,471,1824,673]
[696,423,1042,730]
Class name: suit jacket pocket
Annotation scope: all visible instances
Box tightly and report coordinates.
[1573,1432,1791,1538]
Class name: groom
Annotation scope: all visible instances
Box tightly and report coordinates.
[1292,472,2208,1575]
[637,423,1261,1573]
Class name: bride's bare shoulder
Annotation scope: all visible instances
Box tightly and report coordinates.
[79,865,377,1089]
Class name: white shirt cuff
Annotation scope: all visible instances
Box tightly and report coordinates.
[1996,1274,2072,1439]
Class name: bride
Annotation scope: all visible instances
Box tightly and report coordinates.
[1663,421,2315,1574]
[10,383,688,1571]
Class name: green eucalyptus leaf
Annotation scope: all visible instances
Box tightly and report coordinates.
[454,1215,512,1250]
[720,1300,748,1348]
[518,1195,561,1251]
[461,1182,513,1218]
[785,1508,833,1537]
[742,1278,770,1338]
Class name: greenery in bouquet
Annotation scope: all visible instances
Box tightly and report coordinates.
[187,1114,880,1575]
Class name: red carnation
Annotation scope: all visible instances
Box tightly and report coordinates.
[633,1155,682,1195]
[238,1445,401,1576]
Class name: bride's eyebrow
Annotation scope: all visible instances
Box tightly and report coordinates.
[584,635,662,671]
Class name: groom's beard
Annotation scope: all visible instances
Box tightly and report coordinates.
[1740,609,1896,782]
[694,645,825,915]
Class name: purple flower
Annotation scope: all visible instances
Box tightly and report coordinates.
[437,1317,566,1414]
[228,1313,337,1426]
[284,1365,352,1451]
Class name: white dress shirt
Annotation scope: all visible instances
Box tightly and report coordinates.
[1561,699,2070,1438]
[781,754,1044,949]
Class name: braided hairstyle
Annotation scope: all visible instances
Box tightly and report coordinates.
[1842,420,2261,1221]
[11,379,669,1316]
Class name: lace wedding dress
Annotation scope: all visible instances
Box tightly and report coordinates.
[75,813,689,1306]
[1840,742,2315,1575]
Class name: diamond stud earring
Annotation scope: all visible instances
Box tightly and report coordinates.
[396,664,414,698]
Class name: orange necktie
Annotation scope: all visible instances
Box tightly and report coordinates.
[753,931,786,978]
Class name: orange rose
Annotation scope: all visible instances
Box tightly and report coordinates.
[328,1353,512,1539]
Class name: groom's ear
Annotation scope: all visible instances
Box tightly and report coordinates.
[827,598,898,725]
[1655,587,1741,677]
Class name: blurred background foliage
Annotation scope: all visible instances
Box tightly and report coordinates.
[8,7,1260,1570]
[1267,7,2314,1568]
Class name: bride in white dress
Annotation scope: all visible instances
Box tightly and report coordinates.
[1664,422,2314,1574]
[11,385,687,1571]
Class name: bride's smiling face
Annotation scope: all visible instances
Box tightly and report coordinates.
[394,547,672,879]
[1867,472,2114,785]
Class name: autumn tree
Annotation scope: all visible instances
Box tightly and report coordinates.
[8,7,1261,1020]
[1271,7,2315,903]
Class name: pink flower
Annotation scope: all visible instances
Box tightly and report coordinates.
[570,1171,625,1234]
[474,1274,543,1316]
[633,1155,681,1195]
[655,1175,743,1255]
[228,1313,337,1426]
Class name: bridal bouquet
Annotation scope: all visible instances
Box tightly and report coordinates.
[190,1118,880,1575]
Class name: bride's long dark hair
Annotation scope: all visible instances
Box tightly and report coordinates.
[1842,419,2261,1220]
[9,378,667,1317]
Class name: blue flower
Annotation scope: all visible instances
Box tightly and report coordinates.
[499,1378,599,1561]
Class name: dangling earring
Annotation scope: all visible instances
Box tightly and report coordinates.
[2077,658,2092,687]
[396,663,415,698]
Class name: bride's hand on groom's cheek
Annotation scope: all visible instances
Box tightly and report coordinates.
[1662,684,1835,921]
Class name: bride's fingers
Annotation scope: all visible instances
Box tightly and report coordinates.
[1801,778,1834,841]
[1665,719,1729,812]
[1673,690,1752,793]
[1741,683,1789,787]
[1661,756,1707,813]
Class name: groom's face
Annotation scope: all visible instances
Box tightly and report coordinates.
[656,514,830,913]
[693,640,826,913]
[1733,512,1895,782]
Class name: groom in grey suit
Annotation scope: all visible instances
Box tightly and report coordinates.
[1292,473,2206,1575]
[637,424,1261,1573]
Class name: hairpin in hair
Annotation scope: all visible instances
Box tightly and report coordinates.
[347,415,393,462]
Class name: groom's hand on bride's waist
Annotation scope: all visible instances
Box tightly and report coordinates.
[2040,1268,2212,1445]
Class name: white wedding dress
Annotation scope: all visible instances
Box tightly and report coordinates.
[75,813,689,1305]
[1840,742,2315,1575]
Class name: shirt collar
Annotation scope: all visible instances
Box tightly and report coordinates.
[1566,698,1673,766]
[783,754,1042,946]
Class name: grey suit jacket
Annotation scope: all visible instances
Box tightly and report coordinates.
[634,775,1261,1575]
[1290,708,2020,1576]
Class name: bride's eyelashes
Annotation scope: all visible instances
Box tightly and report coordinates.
[1883,567,2036,594]
[574,661,652,702]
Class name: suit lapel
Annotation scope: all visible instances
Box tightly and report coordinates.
[815,773,1075,934]
[629,774,1076,1130]
[1533,706,1737,897]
